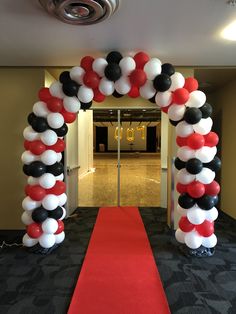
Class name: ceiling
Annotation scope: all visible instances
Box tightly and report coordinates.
[1,0,236,66]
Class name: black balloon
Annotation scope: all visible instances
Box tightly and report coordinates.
[186,158,203,174]
[62,80,79,97]
[80,101,92,111]
[28,161,47,177]
[104,63,122,81]
[197,195,216,210]
[113,90,123,98]
[148,95,156,103]
[27,112,36,125]
[31,117,49,133]
[153,74,172,92]
[32,206,48,223]
[48,206,63,220]
[204,156,221,172]
[212,195,219,206]
[184,108,202,124]
[59,71,71,84]
[106,51,123,64]
[169,119,182,126]
[23,164,30,176]
[161,63,175,76]
[174,157,186,170]
[47,162,64,176]
[178,193,195,209]
[53,123,68,137]
[200,103,213,119]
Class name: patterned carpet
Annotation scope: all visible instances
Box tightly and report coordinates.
[0,207,235,314]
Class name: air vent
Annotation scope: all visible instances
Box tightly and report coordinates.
[39,0,120,25]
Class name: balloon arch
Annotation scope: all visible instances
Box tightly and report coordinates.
[21,51,220,254]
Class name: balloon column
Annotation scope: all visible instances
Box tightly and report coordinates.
[21,51,220,253]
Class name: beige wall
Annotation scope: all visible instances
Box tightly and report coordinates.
[209,79,236,219]
[0,68,44,229]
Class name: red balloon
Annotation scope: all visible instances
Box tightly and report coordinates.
[80,56,94,71]
[133,52,150,69]
[129,69,147,87]
[83,71,100,89]
[27,223,43,239]
[29,140,46,155]
[176,136,187,147]
[176,183,187,194]
[179,216,195,232]
[60,108,77,123]
[24,140,31,150]
[187,133,205,149]
[128,86,140,98]
[161,105,171,113]
[204,132,219,147]
[173,88,190,105]
[24,184,31,196]
[55,220,64,234]
[47,181,66,195]
[205,181,220,196]
[187,181,205,198]
[184,77,199,93]
[93,89,105,102]
[47,97,63,112]
[28,185,46,201]
[48,138,65,153]
[38,87,52,102]
[196,220,214,237]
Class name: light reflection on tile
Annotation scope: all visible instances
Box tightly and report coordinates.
[78,153,161,207]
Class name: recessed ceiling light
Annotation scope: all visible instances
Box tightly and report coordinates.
[221,20,236,41]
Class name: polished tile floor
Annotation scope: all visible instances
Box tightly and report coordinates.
[78,153,161,207]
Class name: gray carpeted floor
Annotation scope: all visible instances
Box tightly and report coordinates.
[0,207,235,314]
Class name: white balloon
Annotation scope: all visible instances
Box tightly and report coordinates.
[205,207,218,222]
[42,194,59,211]
[185,91,206,108]
[176,121,194,137]
[195,146,217,163]
[49,81,65,99]
[169,72,185,91]
[22,197,41,211]
[27,176,39,185]
[92,58,108,77]
[40,130,58,146]
[187,205,206,224]
[177,205,187,216]
[193,117,213,135]
[56,173,64,181]
[177,146,196,162]
[39,233,56,248]
[21,211,33,225]
[58,193,67,206]
[59,207,66,220]
[63,96,80,113]
[196,168,215,184]
[41,150,58,165]
[47,113,64,129]
[23,126,39,141]
[21,151,39,165]
[55,231,65,244]
[139,80,156,99]
[42,218,58,234]
[155,91,172,108]
[114,76,131,95]
[202,234,217,248]
[168,104,186,121]
[70,66,85,85]
[77,86,94,103]
[57,153,62,162]
[175,228,186,244]
[119,56,136,76]
[177,169,195,185]
[185,231,202,249]
[99,77,115,95]
[33,101,50,117]
[143,58,162,80]
[39,173,56,189]
[23,233,38,247]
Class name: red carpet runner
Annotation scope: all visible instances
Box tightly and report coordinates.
[68,207,170,314]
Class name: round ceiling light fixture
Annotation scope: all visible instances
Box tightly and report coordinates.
[39,0,120,25]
